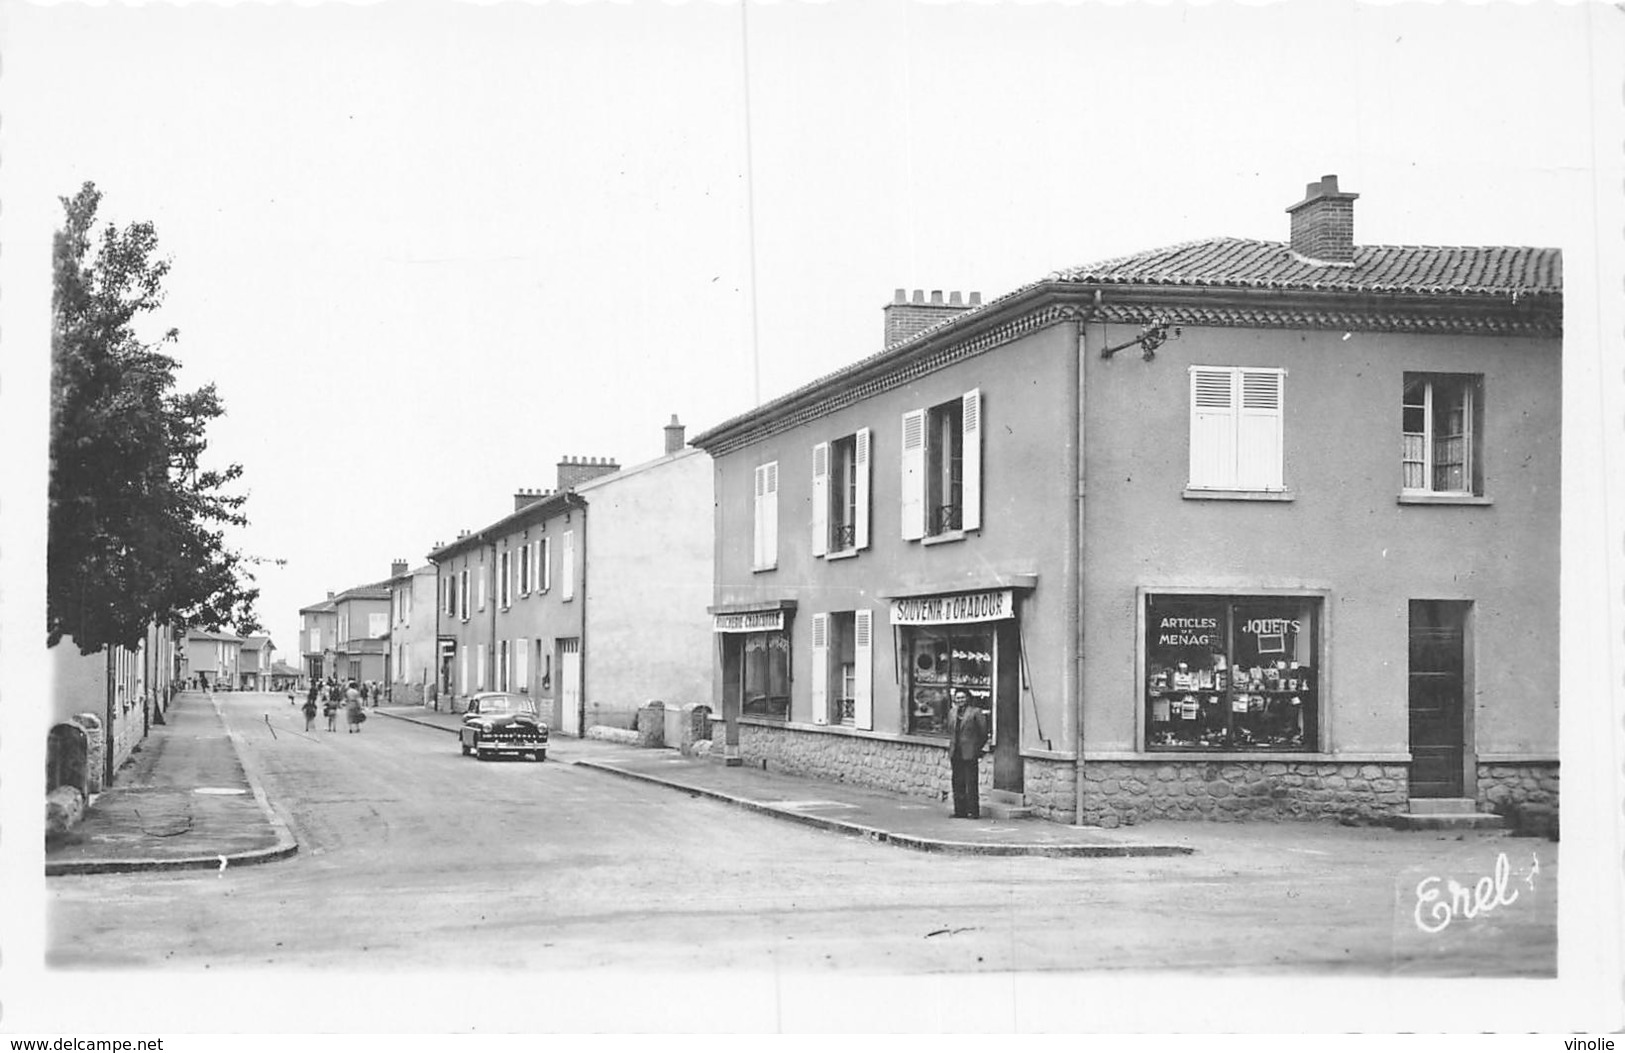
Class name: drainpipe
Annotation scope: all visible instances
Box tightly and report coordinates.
[1072,296,1096,827]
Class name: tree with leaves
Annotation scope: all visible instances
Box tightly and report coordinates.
[50,181,266,654]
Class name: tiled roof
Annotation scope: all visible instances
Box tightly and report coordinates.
[1052,238,1561,296]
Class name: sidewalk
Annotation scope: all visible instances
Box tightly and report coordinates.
[378,706,1195,857]
[45,691,297,876]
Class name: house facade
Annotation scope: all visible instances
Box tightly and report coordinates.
[690,175,1560,827]
[299,598,338,683]
[238,635,275,690]
[332,581,391,685]
[185,630,243,690]
[574,417,714,728]
[387,560,440,704]
[49,621,180,798]
[427,456,609,728]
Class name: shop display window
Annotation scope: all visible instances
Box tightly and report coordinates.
[742,631,790,720]
[904,626,993,736]
[1144,594,1320,750]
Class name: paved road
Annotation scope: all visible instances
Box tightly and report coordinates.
[47,692,1556,980]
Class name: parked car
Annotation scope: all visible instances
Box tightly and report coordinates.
[460,692,549,761]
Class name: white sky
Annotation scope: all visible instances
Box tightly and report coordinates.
[2,0,1623,1037]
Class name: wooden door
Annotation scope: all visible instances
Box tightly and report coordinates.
[1408,600,1467,798]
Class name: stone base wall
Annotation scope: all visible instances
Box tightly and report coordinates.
[1477,762,1559,815]
[736,724,1079,821]
[1080,761,1411,827]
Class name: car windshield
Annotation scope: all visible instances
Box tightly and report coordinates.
[475,695,535,717]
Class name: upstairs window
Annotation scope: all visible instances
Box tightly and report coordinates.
[518,544,531,596]
[499,550,511,609]
[459,569,470,622]
[812,430,870,557]
[810,610,873,729]
[1403,374,1482,496]
[902,389,981,540]
[1188,367,1285,491]
[540,537,552,593]
[753,461,779,571]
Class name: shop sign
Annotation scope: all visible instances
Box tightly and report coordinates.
[713,610,785,633]
[889,589,1013,626]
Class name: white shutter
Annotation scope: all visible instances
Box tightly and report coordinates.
[854,608,873,731]
[541,539,551,592]
[562,530,576,600]
[1236,369,1285,490]
[900,409,926,540]
[459,647,468,694]
[961,389,982,532]
[1189,367,1239,488]
[516,638,529,692]
[752,465,766,569]
[763,461,779,568]
[854,427,871,550]
[478,569,486,611]
[811,442,830,558]
[476,644,487,690]
[810,613,829,725]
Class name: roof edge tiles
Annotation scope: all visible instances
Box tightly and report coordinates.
[427,489,583,563]
[690,238,1560,456]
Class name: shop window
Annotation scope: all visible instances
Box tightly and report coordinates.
[903,626,993,736]
[812,430,871,557]
[1188,367,1285,491]
[742,631,790,720]
[1402,374,1482,495]
[901,390,982,539]
[1144,594,1320,750]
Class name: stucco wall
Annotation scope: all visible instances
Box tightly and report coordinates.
[1079,323,1561,760]
[711,324,1077,753]
[579,449,714,729]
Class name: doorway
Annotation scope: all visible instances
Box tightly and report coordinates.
[1408,600,1469,798]
[558,638,582,736]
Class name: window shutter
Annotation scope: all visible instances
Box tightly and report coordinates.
[810,613,829,725]
[763,461,779,568]
[855,427,871,550]
[1189,367,1239,488]
[853,608,873,731]
[476,644,486,690]
[961,389,982,532]
[1236,369,1285,490]
[900,409,926,540]
[541,539,551,592]
[478,570,486,611]
[562,530,575,600]
[516,638,529,691]
[459,647,468,694]
[811,443,830,558]
[752,465,766,569]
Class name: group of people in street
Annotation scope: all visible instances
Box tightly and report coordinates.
[296,677,384,734]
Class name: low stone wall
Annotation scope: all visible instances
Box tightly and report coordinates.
[586,726,639,745]
[1079,760,1412,827]
[1477,762,1559,815]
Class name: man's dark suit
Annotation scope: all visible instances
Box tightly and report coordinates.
[946,701,990,818]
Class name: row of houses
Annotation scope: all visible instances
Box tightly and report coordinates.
[313,175,1562,827]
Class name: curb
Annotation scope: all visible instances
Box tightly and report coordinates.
[573,759,1193,858]
[375,709,459,734]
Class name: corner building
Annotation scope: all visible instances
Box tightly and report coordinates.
[690,175,1561,826]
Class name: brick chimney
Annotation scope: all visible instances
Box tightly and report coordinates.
[663,414,686,455]
[1286,174,1359,264]
[513,488,552,512]
[390,559,409,578]
[556,455,620,492]
[883,288,981,347]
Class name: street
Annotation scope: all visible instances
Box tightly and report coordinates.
[48,692,1557,979]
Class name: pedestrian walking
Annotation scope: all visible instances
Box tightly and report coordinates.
[323,694,339,732]
[945,688,989,819]
[302,695,319,732]
[345,681,366,733]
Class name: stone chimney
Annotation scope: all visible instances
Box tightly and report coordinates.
[325,591,334,600]
[883,288,981,347]
[390,559,409,578]
[663,414,686,455]
[556,455,620,492]
[513,488,552,512]
[1286,174,1359,264]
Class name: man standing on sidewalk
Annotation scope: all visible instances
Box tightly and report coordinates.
[945,689,989,819]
